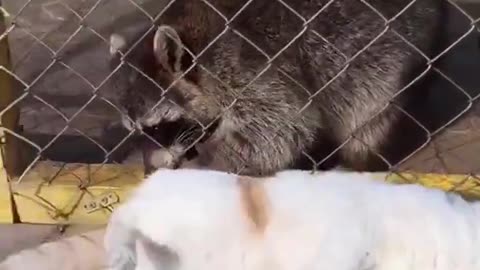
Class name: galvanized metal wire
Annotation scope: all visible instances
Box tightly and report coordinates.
[0,0,479,201]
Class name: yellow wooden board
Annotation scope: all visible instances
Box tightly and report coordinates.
[0,163,13,223]
[379,172,480,201]
[0,2,15,224]
[9,161,144,224]
[1,161,480,225]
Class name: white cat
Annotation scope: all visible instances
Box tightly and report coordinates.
[0,229,107,270]
[105,169,480,270]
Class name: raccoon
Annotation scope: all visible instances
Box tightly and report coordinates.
[140,119,219,175]
[140,120,200,174]
[108,0,446,176]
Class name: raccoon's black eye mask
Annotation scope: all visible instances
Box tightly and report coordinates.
[142,118,220,160]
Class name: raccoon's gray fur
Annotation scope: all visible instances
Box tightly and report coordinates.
[108,0,446,176]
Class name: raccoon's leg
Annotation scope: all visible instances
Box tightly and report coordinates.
[292,134,340,171]
[191,130,315,176]
[181,99,321,175]
[180,138,232,172]
[374,108,428,171]
[338,107,400,172]
[338,105,427,172]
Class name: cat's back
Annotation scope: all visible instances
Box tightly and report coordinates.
[268,170,480,228]
[262,171,480,270]
[129,169,242,219]
[126,169,259,239]
[116,169,480,270]
[132,169,479,226]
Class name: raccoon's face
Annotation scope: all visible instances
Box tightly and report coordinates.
[109,25,218,132]
[141,117,220,173]
[141,119,201,173]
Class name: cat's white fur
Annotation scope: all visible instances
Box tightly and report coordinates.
[0,229,107,270]
[105,169,480,270]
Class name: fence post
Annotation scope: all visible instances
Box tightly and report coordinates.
[0,0,22,177]
[0,0,18,223]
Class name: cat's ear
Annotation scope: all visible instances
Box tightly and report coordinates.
[109,33,127,55]
[153,25,185,74]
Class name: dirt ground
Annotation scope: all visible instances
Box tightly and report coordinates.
[1,0,480,261]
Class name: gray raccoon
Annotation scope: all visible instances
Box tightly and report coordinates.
[108,0,446,175]
[140,119,218,175]
[140,120,200,174]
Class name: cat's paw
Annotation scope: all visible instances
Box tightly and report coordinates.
[106,245,136,270]
[104,208,138,270]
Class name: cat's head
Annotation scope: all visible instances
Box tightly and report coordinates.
[108,25,221,132]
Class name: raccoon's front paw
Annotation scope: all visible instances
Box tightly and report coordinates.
[143,148,178,173]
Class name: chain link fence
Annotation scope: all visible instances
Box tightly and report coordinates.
[1,0,480,222]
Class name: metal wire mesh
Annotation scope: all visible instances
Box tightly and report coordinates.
[1,0,480,220]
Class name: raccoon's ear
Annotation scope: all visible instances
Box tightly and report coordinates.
[109,33,127,55]
[153,25,185,74]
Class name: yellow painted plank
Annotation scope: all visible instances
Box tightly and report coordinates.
[0,160,13,223]
[382,172,480,201]
[3,161,480,225]
[0,4,14,224]
[0,4,22,177]
[10,161,144,224]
